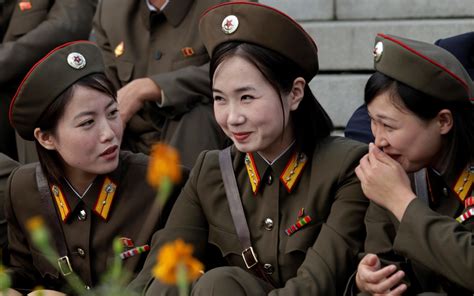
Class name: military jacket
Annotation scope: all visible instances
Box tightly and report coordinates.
[0,0,97,163]
[0,153,19,263]
[5,151,180,293]
[93,0,229,166]
[130,137,368,295]
[362,164,474,295]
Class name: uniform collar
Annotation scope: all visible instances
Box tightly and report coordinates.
[141,0,193,29]
[50,156,123,223]
[245,146,308,195]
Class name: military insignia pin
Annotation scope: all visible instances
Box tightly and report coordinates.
[67,52,86,70]
[18,1,32,11]
[222,15,239,35]
[373,41,384,62]
[114,41,124,58]
[181,47,195,57]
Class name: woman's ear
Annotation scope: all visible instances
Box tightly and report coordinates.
[33,128,56,150]
[437,109,453,135]
[288,77,306,111]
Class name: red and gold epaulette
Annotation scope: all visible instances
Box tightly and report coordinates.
[93,177,117,220]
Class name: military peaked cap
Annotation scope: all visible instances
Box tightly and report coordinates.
[10,41,105,140]
[373,33,474,104]
[199,1,319,81]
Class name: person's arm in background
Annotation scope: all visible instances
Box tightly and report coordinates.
[0,0,97,84]
[0,153,19,265]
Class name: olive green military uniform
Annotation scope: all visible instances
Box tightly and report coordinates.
[361,162,474,294]
[0,0,97,163]
[5,151,180,292]
[129,137,368,295]
[93,0,229,168]
[345,34,474,295]
[0,153,19,264]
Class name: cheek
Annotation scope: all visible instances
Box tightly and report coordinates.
[213,106,227,129]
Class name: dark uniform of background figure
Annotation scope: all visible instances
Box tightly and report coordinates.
[344,31,474,144]
[5,41,188,293]
[0,153,19,265]
[0,0,97,163]
[93,0,230,168]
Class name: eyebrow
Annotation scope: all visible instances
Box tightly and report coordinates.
[73,99,116,120]
[368,111,397,122]
[213,86,257,94]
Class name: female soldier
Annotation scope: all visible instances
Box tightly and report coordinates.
[7,41,182,294]
[353,34,474,295]
[129,2,368,295]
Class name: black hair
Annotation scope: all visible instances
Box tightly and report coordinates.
[35,73,117,184]
[365,71,474,170]
[209,42,333,155]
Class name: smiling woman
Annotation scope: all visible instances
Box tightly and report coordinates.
[351,34,474,295]
[5,41,185,294]
[129,2,369,296]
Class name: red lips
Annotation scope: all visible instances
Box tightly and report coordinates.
[100,145,118,157]
[232,132,250,142]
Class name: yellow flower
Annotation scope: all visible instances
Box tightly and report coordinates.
[26,216,45,232]
[147,143,181,188]
[153,239,203,285]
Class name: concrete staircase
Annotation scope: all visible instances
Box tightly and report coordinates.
[260,0,474,130]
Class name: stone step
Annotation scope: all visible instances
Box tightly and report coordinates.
[260,0,474,21]
[260,0,334,21]
[302,19,474,70]
[309,74,370,128]
[337,0,474,20]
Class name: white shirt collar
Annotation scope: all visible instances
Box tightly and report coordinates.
[145,0,169,12]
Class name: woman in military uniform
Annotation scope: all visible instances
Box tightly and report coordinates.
[129,2,368,295]
[6,41,183,294]
[352,34,474,295]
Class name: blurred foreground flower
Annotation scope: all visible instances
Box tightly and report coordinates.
[26,216,87,295]
[0,265,11,293]
[153,239,203,295]
[147,143,181,206]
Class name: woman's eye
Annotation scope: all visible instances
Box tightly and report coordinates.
[108,109,119,118]
[213,95,224,102]
[79,120,94,127]
[241,95,253,101]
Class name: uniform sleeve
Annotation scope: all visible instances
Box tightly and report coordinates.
[92,0,121,90]
[5,168,41,290]
[270,144,369,296]
[128,151,211,293]
[0,0,98,84]
[393,198,474,291]
[150,62,213,115]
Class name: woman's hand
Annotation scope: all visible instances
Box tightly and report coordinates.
[356,254,407,296]
[355,143,416,221]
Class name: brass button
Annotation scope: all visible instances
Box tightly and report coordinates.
[263,263,274,274]
[85,285,91,290]
[77,248,85,257]
[264,218,273,231]
[78,210,87,221]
